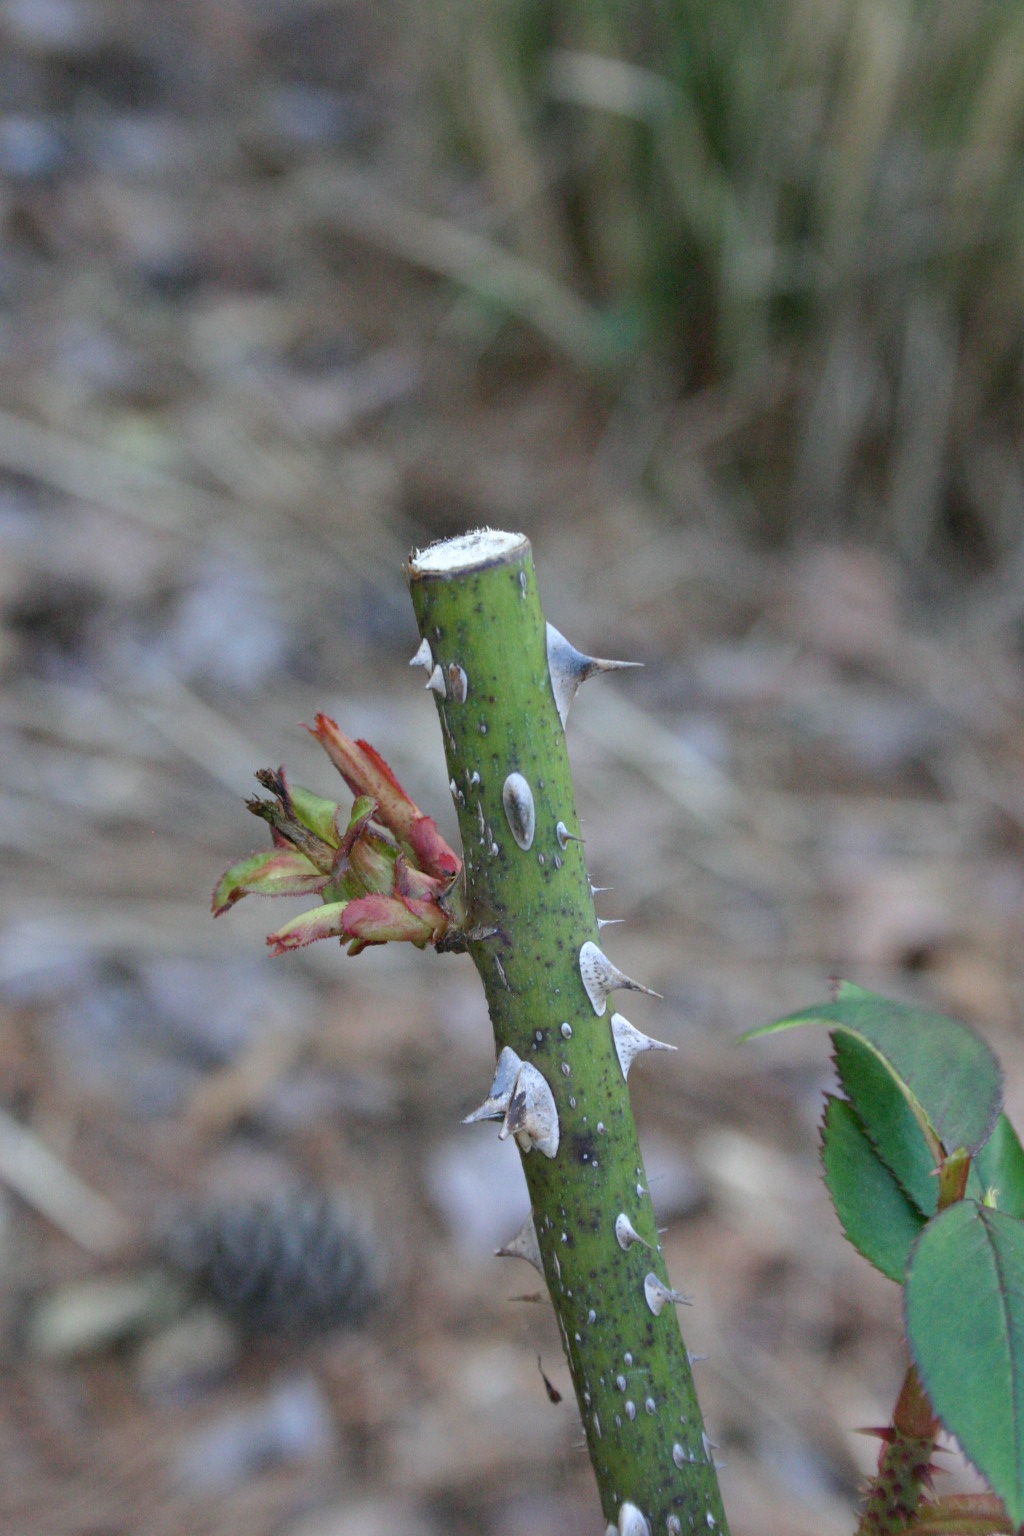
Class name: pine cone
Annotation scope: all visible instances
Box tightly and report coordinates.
[159,1192,379,1337]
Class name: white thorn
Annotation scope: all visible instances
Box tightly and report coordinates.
[609,1014,677,1080]
[667,1520,682,1536]
[502,771,536,851]
[426,662,446,695]
[447,662,468,702]
[597,917,624,930]
[499,1062,559,1158]
[619,1503,651,1536]
[409,636,432,669]
[590,883,611,895]
[643,1272,691,1317]
[462,1046,523,1124]
[579,941,659,1017]
[555,819,582,850]
[615,1212,651,1251]
[546,622,642,729]
[495,1213,544,1274]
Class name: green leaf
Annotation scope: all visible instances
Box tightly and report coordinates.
[821,1096,925,1281]
[976,1116,1024,1220]
[906,1201,1024,1528]
[833,1034,938,1217]
[289,784,341,847]
[745,981,1002,1157]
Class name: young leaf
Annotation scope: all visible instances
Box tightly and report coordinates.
[745,982,1002,1158]
[288,784,342,847]
[821,1096,925,1282]
[833,1033,938,1216]
[905,1201,1024,1529]
[975,1115,1024,1219]
[211,850,328,915]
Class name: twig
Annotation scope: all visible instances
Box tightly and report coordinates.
[0,1106,132,1256]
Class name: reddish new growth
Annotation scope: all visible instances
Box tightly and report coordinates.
[213,714,464,956]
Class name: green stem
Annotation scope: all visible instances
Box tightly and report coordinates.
[855,1367,939,1536]
[408,531,728,1536]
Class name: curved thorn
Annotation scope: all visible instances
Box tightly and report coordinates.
[499,1062,559,1158]
[614,1212,651,1252]
[462,1045,523,1124]
[618,1504,651,1536]
[579,941,660,1017]
[546,622,641,729]
[495,1213,544,1274]
[609,1013,677,1080]
[643,1272,691,1316]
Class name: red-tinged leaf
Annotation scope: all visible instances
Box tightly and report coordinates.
[341,892,445,945]
[266,901,352,953]
[311,715,460,880]
[345,825,400,892]
[338,796,379,854]
[393,855,447,903]
[266,893,447,955]
[212,851,329,915]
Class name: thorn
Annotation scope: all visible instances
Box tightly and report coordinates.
[578,941,659,1017]
[687,1351,708,1365]
[615,1212,652,1252]
[597,917,624,930]
[589,882,612,895]
[555,820,583,850]
[537,1355,562,1404]
[617,1503,652,1536]
[546,622,642,729]
[501,772,536,851]
[447,662,468,702]
[465,923,501,943]
[610,1013,676,1079]
[426,662,446,695]
[409,636,432,669]
[643,1272,692,1317]
[508,1291,546,1303]
[499,1062,560,1158]
[495,1214,544,1274]
[463,1046,523,1124]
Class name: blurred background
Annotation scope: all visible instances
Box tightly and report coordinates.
[2,1,1024,1532]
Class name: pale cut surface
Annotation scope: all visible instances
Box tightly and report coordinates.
[409,529,526,574]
